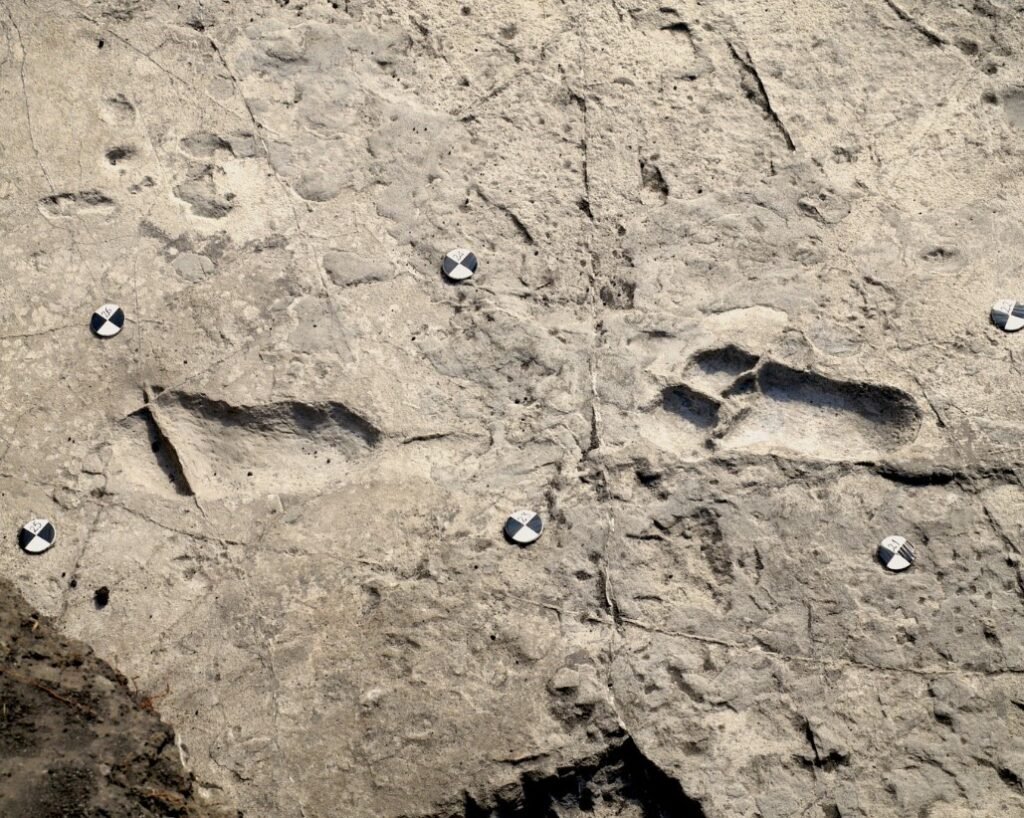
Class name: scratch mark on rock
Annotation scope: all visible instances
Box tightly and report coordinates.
[726,41,796,151]
[881,0,948,46]
[475,186,535,245]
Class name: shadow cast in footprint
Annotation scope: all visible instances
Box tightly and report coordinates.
[661,384,720,430]
[686,345,760,395]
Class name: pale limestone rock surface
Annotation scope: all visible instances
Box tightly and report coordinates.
[3,1,1024,816]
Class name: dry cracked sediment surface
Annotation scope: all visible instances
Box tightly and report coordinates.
[2,0,1024,816]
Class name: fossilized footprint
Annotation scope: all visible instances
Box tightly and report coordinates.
[653,346,922,460]
[108,390,381,500]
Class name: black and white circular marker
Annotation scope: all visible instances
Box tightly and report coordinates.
[878,535,914,572]
[991,300,1024,332]
[91,303,125,338]
[504,510,543,545]
[19,519,56,555]
[441,248,477,282]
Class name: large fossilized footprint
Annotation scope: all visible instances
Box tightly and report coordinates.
[110,390,381,499]
[656,347,922,460]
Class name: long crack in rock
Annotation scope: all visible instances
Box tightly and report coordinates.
[2,1,1024,816]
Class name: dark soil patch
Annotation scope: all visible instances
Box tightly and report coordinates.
[0,579,208,817]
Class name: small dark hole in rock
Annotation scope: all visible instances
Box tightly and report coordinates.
[636,469,661,485]
[94,587,109,609]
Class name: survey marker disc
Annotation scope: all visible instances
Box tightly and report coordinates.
[19,519,56,555]
[878,535,914,572]
[505,510,543,545]
[442,249,477,282]
[91,303,125,338]
[991,300,1024,332]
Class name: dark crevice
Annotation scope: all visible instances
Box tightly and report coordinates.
[800,721,849,773]
[131,407,195,496]
[634,464,663,486]
[167,393,382,448]
[505,209,535,245]
[39,190,115,215]
[105,146,135,165]
[401,433,452,445]
[726,42,795,151]
[999,767,1024,794]
[588,402,601,454]
[871,464,956,486]
[975,756,1024,795]
[693,345,759,379]
[448,738,706,817]
[881,0,948,45]
[599,279,636,309]
[625,532,669,542]
[640,157,669,201]
[475,187,535,245]
[921,245,958,261]
[563,87,589,207]
[180,132,235,158]
[661,384,720,429]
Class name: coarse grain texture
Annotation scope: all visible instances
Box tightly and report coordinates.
[2,0,1024,816]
